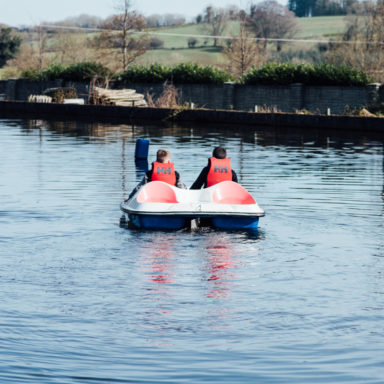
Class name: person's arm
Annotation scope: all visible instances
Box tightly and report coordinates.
[175,171,187,189]
[232,170,238,183]
[190,166,209,189]
[127,172,150,200]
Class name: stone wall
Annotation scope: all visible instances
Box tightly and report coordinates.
[1,79,383,114]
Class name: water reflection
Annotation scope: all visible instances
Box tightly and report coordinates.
[148,241,175,286]
[14,118,384,147]
[15,118,384,199]
[205,234,237,300]
[140,234,176,287]
[135,159,149,180]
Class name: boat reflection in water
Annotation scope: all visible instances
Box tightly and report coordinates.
[205,234,237,301]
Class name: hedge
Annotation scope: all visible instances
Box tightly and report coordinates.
[21,62,112,82]
[118,63,233,84]
[20,61,373,86]
[242,63,372,86]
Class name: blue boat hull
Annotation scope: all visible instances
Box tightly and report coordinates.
[127,213,260,230]
[211,216,259,230]
[128,214,187,230]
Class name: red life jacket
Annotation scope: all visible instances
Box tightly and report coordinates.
[206,157,232,187]
[150,161,177,185]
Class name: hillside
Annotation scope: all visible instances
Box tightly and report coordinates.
[0,16,348,79]
[135,16,347,65]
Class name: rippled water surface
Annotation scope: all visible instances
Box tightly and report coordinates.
[0,118,383,383]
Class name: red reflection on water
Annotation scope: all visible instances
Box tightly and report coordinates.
[142,235,175,286]
[205,236,237,300]
[138,235,176,344]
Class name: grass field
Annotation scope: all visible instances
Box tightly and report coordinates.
[135,16,347,65]
[145,15,347,46]
[137,16,347,65]
[0,16,348,78]
[296,15,346,38]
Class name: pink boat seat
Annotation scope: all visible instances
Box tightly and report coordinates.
[137,181,179,203]
[212,182,256,205]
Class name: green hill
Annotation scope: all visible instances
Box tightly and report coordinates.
[296,15,346,38]
[136,16,347,65]
[0,16,348,79]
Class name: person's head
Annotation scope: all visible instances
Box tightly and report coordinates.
[156,149,171,163]
[212,146,227,159]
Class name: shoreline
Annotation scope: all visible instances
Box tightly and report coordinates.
[1,101,384,132]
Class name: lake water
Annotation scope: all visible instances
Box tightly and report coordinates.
[0,118,383,383]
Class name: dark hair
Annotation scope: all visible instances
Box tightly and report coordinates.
[156,149,170,163]
[213,146,226,159]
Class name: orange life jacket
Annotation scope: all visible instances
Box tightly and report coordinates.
[206,157,232,187]
[150,161,177,185]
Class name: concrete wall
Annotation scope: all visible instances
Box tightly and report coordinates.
[1,79,383,114]
[234,84,304,112]
[116,83,231,110]
[0,79,90,102]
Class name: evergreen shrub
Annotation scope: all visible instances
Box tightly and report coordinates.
[20,61,371,87]
[119,63,233,84]
[21,62,111,82]
[242,63,372,86]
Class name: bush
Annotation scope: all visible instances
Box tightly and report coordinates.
[60,62,111,81]
[21,62,112,82]
[42,64,66,81]
[187,37,198,48]
[119,64,170,83]
[149,37,164,49]
[43,87,77,103]
[119,63,233,84]
[242,63,372,86]
[20,68,42,81]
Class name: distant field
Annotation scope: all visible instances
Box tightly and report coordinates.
[296,15,347,38]
[143,21,239,49]
[0,16,349,78]
[144,16,347,46]
[136,46,227,66]
[137,16,347,64]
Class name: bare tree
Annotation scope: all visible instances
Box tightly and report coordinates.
[326,1,384,81]
[202,6,229,47]
[95,0,146,72]
[145,13,185,28]
[222,19,263,77]
[53,30,91,64]
[35,25,48,73]
[247,1,298,52]
[226,4,241,20]
[5,25,53,74]
[146,14,162,28]
[163,14,186,27]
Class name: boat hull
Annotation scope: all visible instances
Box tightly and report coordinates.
[211,216,259,230]
[126,213,259,230]
[128,213,187,230]
[121,181,265,231]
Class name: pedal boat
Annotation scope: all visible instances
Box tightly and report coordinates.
[120,180,265,230]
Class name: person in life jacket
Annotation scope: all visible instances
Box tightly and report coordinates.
[190,146,238,189]
[128,149,186,199]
